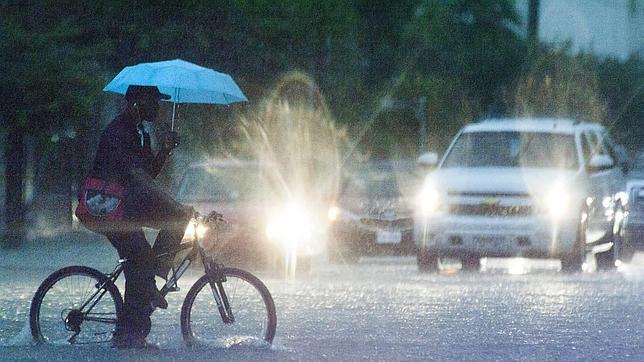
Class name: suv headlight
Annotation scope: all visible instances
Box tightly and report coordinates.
[416,179,442,217]
[543,184,571,219]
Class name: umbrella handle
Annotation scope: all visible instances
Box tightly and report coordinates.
[171,88,180,131]
[171,102,176,131]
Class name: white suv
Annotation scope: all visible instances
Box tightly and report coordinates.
[414,118,628,272]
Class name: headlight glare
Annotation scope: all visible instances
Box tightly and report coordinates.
[546,185,569,219]
[328,206,340,222]
[196,223,209,239]
[183,221,196,241]
[266,203,312,249]
[184,220,209,241]
[417,180,441,217]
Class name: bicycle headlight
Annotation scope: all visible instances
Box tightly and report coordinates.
[184,220,209,241]
[196,223,209,239]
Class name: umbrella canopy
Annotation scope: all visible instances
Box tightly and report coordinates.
[103,59,247,104]
[103,59,247,129]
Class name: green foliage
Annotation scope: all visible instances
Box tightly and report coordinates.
[363,0,524,155]
[0,0,528,164]
[509,48,644,151]
[0,2,105,135]
[510,48,607,123]
[354,0,416,86]
[597,55,644,151]
[401,0,523,99]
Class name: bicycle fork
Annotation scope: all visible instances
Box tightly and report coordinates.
[204,259,235,324]
[159,255,233,324]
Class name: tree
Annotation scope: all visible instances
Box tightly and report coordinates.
[0,1,104,246]
[374,0,525,154]
[597,55,644,152]
[510,49,607,123]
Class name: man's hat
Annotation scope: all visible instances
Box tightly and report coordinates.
[125,85,171,101]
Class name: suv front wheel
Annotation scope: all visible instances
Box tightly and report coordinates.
[417,248,439,273]
[461,255,481,272]
[595,202,625,271]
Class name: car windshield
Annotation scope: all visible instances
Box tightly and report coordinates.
[342,164,418,199]
[442,131,579,169]
[176,165,261,202]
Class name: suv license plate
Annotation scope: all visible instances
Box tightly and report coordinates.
[376,230,402,244]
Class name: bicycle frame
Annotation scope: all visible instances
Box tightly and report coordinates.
[73,262,125,326]
[78,218,235,328]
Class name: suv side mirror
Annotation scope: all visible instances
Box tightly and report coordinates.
[418,152,439,168]
[588,154,614,172]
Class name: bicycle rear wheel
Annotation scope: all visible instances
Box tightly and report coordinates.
[30,266,123,345]
[181,267,276,347]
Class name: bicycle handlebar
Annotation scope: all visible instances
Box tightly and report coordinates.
[193,210,226,224]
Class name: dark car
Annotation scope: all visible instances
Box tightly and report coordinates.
[175,160,321,273]
[175,160,267,268]
[327,160,421,262]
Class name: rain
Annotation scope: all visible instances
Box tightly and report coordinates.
[1,1,643,361]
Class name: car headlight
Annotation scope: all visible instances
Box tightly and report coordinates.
[266,203,312,249]
[417,179,442,217]
[545,185,570,219]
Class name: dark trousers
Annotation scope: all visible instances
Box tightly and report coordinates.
[107,230,155,339]
[106,194,190,340]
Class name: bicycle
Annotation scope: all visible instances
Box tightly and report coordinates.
[29,212,277,347]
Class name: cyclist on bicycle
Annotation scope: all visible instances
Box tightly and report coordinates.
[88,85,193,348]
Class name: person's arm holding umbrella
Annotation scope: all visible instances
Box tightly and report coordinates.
[146,130,179,178]
[122,85,195,227]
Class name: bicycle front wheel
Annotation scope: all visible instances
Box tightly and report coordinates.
[181,267,276,347]
[30,266,123,345]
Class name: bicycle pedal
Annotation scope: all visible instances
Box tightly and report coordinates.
[167,286,180,292]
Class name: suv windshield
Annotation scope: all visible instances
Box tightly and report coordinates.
[177,166,261,202]
[442,131,579,169]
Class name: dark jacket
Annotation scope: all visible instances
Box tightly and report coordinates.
[91,111,183,214]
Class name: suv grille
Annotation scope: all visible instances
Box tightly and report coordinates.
[449,204,533,216]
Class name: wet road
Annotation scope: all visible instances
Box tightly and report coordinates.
[1,240,644,361]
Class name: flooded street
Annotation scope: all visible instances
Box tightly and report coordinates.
[2,239,643,360]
